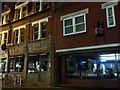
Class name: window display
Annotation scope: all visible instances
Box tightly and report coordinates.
[65,51,120,79]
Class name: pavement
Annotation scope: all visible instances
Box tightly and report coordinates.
[1,81,120,90]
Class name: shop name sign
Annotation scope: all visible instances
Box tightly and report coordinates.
[9,45,24,56]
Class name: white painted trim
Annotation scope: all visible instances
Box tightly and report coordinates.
[13,25,26,44]
[0,31,8,45]
[106,5,116,28]
[31,17,49,40]
[101,1,118,9]
[60,8,89,21]
[56,43,120,53]
[1,10,10,16]
[63,13,87,36]
[15,1,28,9]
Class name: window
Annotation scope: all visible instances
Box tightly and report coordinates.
[42,2,48,10]
[41,22,47,38]
[9,57,24,72]
[35,2,48,13]
[63,14,86,36]
[65,51,120,79]
[16,9,20,20]
[61,8,89,36]
[106,5,116,28]
[15,2,28,20]
[28,56,39,73]
[3,32,7,44]
[35,2,40,12]
[20,28,24,43]
[2,14,9,24]
[22,6,27,18]
[32,23,39,40]
[28,55,48,73]
[13,26,25,44]
[0,32,8,45]
[14,30,18,44]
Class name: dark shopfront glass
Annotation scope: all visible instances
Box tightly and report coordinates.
[9,57,24,72]
[65,51,120,79]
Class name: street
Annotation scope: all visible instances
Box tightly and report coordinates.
[1,87,119,90]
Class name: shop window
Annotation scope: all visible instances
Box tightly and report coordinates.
[9,57,24,72]
[0,58,7,73]
[28,56,39,73]
[65,52,120,79]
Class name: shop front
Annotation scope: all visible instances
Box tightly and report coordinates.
[0,48,8,75]
[8,38,51,83]
[56,43,120,88]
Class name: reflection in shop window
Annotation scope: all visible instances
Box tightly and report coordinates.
[0,58,7,73]
[28,56,39,73]
[65,52,120,79]
[9,57,24,72]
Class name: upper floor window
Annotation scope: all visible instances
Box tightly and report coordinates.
[106,5,116,28]
[101,1,118,28]
[15,2,28,20]
[2,5,10,25]
[35,2,40,12]
[32,23,39,40]
[0,31,8,45]
[41,22,47,38]
[35,2,49,13]
[61,8,89,36]
[13,26,25,44]
[32,19,48,41]
[42,2,49,10]
[2,12,10,25]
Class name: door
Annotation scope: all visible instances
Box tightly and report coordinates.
[39,55,50,83]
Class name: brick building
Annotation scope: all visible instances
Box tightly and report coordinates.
[0,1,52,84]
[53,2,120,88]
[0,1,120,88]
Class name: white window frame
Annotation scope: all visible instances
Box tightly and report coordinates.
[106,5,116,28]
[13,26,25,44]
[61,8,88,36]
[101,1,118,28]
[32,17,48,40]
[15,1,28,20]
[62,13,86,36]
[0,31,8,45]
[1,10,10,25]
[35,1,42,12]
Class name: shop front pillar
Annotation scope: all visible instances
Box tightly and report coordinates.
[23,41,28,81]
